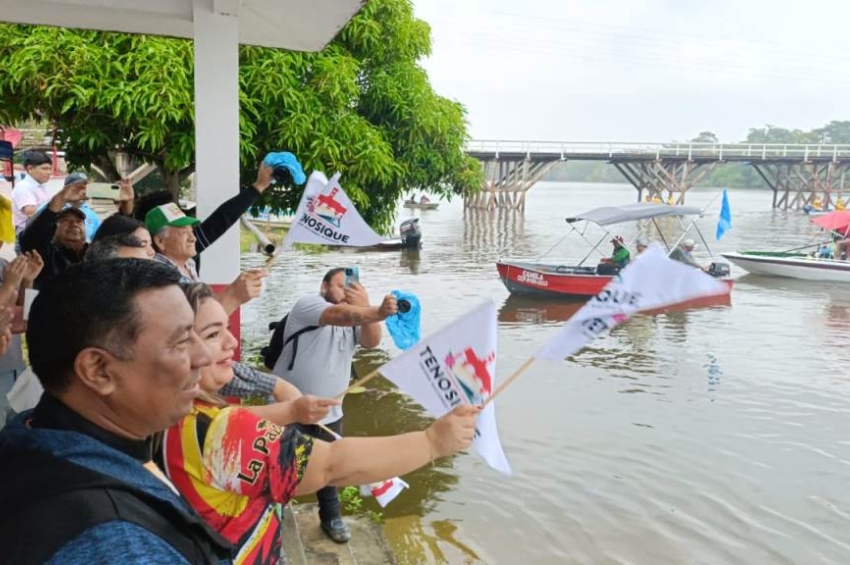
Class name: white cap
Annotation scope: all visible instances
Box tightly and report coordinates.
[635,237,648,247]
[682,238,696,248]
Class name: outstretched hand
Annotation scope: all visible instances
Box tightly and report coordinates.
[377,294,398,320]
[292,395,342,425]
[425,404,481,460]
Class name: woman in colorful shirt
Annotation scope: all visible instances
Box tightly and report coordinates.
[161,283,480,564]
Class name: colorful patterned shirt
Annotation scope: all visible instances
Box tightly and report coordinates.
[162,402,314,564]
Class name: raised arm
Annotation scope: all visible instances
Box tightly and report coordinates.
[193,164,273,253]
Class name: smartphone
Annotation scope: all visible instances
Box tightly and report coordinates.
[344,266,360,287]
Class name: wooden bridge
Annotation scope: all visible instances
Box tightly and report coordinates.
[464,140,850,211]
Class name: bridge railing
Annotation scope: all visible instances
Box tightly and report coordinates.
[465,140,850,160]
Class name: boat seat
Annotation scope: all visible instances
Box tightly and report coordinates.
[596,263,619,276]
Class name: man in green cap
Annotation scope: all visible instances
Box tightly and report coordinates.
[145,203,202,282]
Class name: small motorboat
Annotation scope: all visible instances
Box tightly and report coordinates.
[723,210,850,282]
[497,203,734,299]
[328,218,423,252]
[722,252,850,282]
[370,218,422,250]
[403,201,439,210]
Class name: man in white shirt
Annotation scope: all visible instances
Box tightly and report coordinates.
[11,151,54,234]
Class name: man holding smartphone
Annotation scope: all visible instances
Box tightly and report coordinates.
[272,267,397,543]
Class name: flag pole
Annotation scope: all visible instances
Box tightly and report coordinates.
[335,366,383,399]
[481,357,536,408]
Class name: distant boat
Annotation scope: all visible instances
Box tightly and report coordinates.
[723,210,850,282]
[403,201,439,210]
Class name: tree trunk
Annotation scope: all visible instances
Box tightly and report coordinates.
[163,169,181,200]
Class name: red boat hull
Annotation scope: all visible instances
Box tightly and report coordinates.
[496,261,734,300]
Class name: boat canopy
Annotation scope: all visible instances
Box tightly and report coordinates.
[565,203,703,226]
[811,210,850,235]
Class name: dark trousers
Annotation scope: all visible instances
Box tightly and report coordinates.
[293,418,343,524]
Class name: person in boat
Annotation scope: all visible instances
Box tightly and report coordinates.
[406,194,417,204]
[607,236,631,268]
[635,237,648,254]
[669,238,706,270]
[833,231,850,260]
[837,199,846,211]
[420,195,431,204]
[160,282,479,564]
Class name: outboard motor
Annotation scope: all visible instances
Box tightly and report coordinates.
[399,218,422,249]
[707,261,731,278]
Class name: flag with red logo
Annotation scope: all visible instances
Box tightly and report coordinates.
[282,171,386,249]
[536,242,730,360]
[360,477,410,508]
[323,426,410,507]
[378,301,511,475]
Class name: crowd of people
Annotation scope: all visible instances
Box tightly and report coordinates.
[0,151,481,564]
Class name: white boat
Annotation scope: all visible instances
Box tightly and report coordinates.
[722,251,850,282]
[403,201,439,210]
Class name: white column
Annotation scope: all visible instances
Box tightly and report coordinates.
[193,0,240,284]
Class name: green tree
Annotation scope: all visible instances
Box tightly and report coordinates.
[813,120,850,144]
[691,131,719,143]
[0,0,481,231]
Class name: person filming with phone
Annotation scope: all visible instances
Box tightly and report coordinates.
[271,267,397,543]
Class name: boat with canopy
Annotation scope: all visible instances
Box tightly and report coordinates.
[496,203,734,298]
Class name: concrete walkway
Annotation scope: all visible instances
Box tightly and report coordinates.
[282,503,396,565]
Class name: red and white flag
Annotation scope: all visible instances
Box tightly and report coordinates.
[323,427,409,507]
[378,301,511,475]
[360,477,410,508]
[536,243,729,361]
[282,171,386,249]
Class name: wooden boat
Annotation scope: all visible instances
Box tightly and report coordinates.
[722,252,850,282]
[403,201,439,210]
[497,202,734,299]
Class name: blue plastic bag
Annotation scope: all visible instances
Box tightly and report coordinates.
[385,290,421,350]
[263,152,306,185]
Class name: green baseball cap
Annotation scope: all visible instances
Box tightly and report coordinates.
[145,202,200,235]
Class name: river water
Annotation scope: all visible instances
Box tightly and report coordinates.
[241,183,850,565]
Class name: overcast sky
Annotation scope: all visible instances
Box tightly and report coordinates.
[413,0,850,143]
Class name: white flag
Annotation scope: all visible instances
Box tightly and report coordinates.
[323,426,409,507]
[360,477,410,508]
[379,301,511,475]
[282,171,386,249]
[536,243,729,361]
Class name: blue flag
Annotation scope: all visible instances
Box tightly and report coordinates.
[384,290,421,350]
[716,190,731,241]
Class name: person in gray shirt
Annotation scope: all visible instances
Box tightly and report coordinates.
[272,267,397,543]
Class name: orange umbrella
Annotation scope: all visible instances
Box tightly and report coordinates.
[811,210,850,235]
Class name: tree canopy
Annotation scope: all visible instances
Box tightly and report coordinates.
[0,0,482,231]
